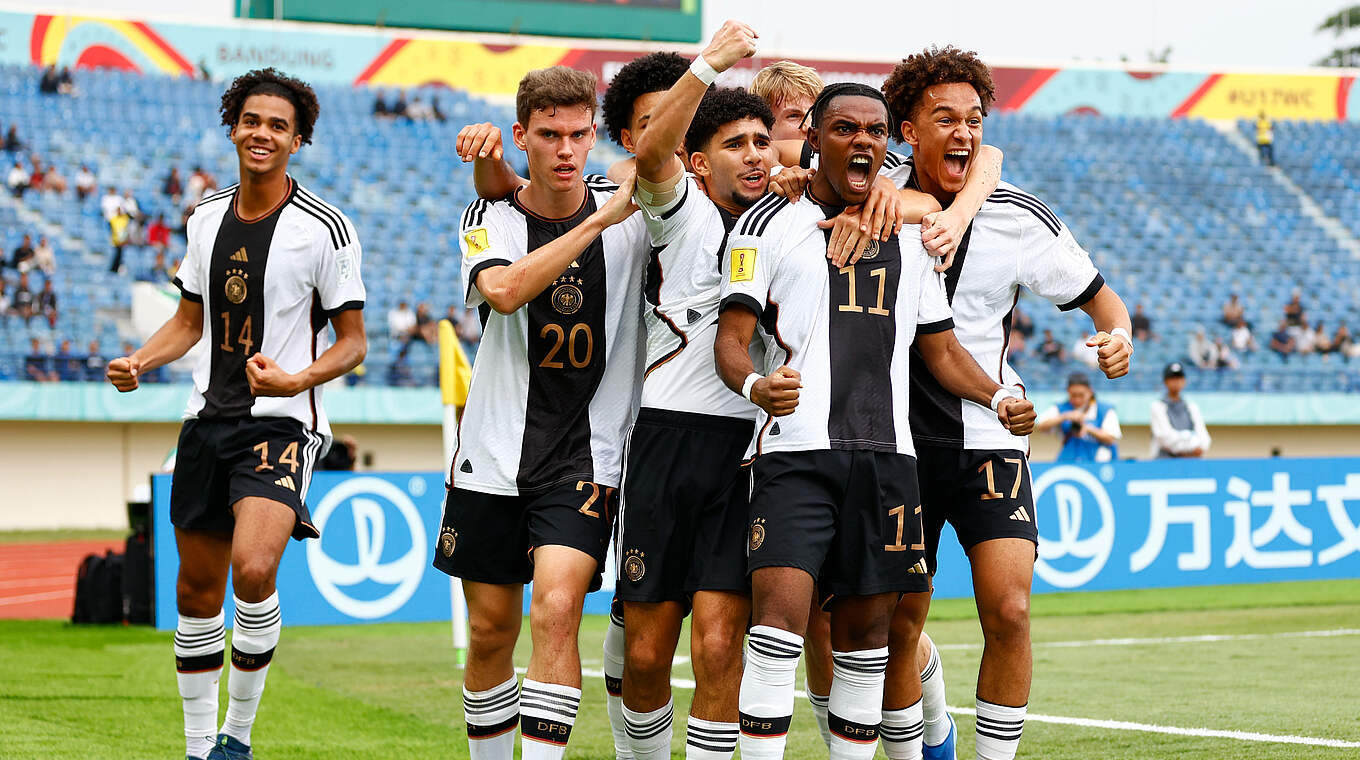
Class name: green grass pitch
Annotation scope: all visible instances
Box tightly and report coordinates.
[3,580,1359,759]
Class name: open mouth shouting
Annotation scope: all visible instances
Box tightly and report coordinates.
[552,162,577,181]
[738,167,766,192]
[845,153,873,192]
[943,147,970,180]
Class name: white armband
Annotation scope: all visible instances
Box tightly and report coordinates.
[990,386,1022,413]
[1111,326,1133,353]
[741,372,762,402]
[689,55,719,86]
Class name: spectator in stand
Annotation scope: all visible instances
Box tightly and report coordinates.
[430,95,448,123]
[406,96,434,121]
[54,339,83,381]
[0,280,9,317]
[7,160,29,197]
[57,66,75,95]
[372,89,390,118]
[1283,289,1305,327]
[1211,336,1238,370]
[1039,328,1065,364]
[387,299,416,341]
[1269,319,1295,360]
[74,164,96,200]
[1035,373,1121,462]
[184,165,218,212]
[1011,303,1034,338]
[1313,322,1335,356]
[83,339,105,381]
[100,186,123,222]
[121,188,143,239]
[196,57,212,81]
[414,302,437,343]
[1149,362,1211,459]
[387,353,415,386]
[163,167,184,205]
[1335,321,1354,360]
[4,125,23,154]
[10,234,35,271]
[1071,330,1100,369]
[390,89,409,120]
[39,65,60,94]
[27,156,44,191]
[108,211,131,274]
[1256,111,1274,166]
[1188,326,1214,369]
[11,273,33,321]
[25,338,57,382]
[320,434,358,470]
[39,162,67,194]
[146,214,171,254]
[1130,303,1154,342]
[1230,318,1257,353]
[1296,319,1317,355]
[37,278,57,329]
[1220,293,1244,327]
[451,304,482,360]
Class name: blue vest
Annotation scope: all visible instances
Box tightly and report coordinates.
[1056,400,1118,462]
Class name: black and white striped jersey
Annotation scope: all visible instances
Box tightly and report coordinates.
[635,175,757,419]
[719,191,953,459]
[883,160,1104,450]
[173,178,365,441]
[453,176,650,496]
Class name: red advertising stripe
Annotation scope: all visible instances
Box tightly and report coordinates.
[29,14,51,64]
[1171,73,1222,118]
[353,38,409,85]
[131,20,193,73]
[1339,76,1355,121]
[999,68,1058,110]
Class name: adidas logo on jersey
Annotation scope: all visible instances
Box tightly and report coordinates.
[1009,506,1031,522]
[274,475,296,491]
[230,247,248,262]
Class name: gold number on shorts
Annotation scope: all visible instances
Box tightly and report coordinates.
[252,441,271,472]
[979,460,1002,500]
[576,481,602,518]
[540,323,594,369]
[886,504,906,552]
[1004,458,1024,498]
[279,441,300,474]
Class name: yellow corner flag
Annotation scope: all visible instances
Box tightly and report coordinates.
[438,319,473,408]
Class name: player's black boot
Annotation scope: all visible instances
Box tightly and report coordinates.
[205,734,252,760]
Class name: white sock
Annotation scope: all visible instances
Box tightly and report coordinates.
[222,592,281,747]
[623,698,673,760]
[920,639,950,747]
[520,679,581,760]
[881,699,924,760]
[805,679,832,749]
[685,716,738,760]
[974,699,1026,760]
[827,648,888,760]
[604,606,632,759]
[464,675,519,760]
[174,612,225,759]
[738,625,803,760]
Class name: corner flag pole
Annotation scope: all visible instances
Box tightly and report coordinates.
[438,319,472,665]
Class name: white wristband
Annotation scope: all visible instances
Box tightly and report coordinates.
[689,55,719,86]
[741,372,762,401]
[990,386,1020,413]
[1111,326,1134,352]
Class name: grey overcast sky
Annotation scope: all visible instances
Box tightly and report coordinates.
[703,0,1356,69]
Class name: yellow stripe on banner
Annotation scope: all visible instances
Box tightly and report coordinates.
[438,320,472,407]
[39,16,187,74]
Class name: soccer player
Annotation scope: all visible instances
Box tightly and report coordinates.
[434,65,649,760]
[612,22,769,760]
[715,82,1035,760]
[880,47,1133,760]
[105,68,366,760]
[750,60,824,141]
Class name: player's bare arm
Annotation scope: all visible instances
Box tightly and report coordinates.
[922,143,1003,270]
[105,296,204,392]
[476,173,639,314]
[1079,284,1134,378]
[458,122,528,198]
[714,305,800,416]
[916,328,1036,435]
[245,308,367,397]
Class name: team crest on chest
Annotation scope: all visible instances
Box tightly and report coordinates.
[224,268,249,304]
[858,239,880,260]
[552,274,584,315]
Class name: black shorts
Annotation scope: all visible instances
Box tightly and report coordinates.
[917,445,1037,574]
[170,417,327,541]
[747,450,930,600]
[616,409,754,604]
[433,480,617,592]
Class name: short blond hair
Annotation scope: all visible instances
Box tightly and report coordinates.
[750,61,824,111]
[516,65,598,127]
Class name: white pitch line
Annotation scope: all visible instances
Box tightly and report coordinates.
[935,628,1360,651]
[503,664,1359,749]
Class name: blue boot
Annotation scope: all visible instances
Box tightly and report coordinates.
[921,714,957,760]
[204,733,253,760]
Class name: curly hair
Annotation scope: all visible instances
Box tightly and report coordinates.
[684,87,774,154]
[882,46,994,139]
[220,68,319,145]
[601,52,690,147]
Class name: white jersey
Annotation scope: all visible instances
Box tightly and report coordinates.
[720,192,954,459]
[636,175,757,419]
[454,176,649,496]
[884,160,1104,450]
[173,179,365,441]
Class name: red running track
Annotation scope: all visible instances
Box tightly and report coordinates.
[0,540,125,619]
